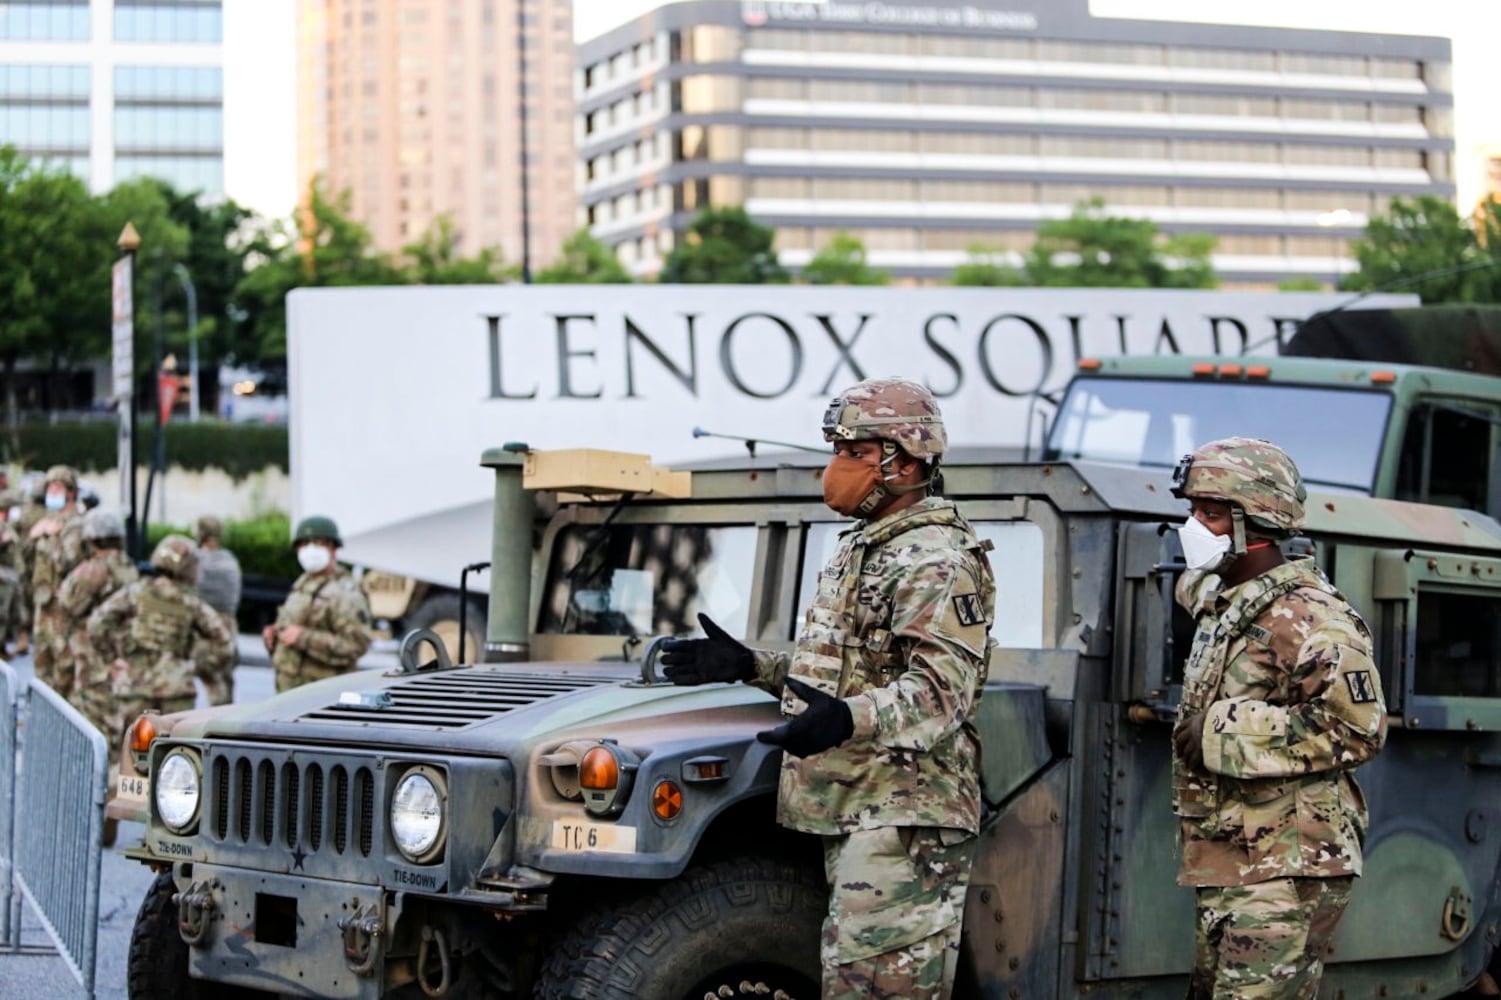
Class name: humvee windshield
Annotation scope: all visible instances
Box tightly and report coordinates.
[1046,377,1392,492]
[540,523,758,637]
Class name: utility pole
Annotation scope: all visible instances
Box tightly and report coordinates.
[516,0,533,283]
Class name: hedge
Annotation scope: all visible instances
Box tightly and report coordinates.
[3,421,287,481]
[145,513,301,581]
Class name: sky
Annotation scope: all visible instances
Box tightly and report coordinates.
[224,0,1501,220]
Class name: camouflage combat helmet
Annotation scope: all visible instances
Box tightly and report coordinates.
[294,515,342,547]
[822,377,946,461]
[1171,437,1307,536]
[81,508,126,542]
[45,464,79,492]
[151,534,199,581]
[195,515,224,542]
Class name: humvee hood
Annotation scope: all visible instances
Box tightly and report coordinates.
[190,661,781,753]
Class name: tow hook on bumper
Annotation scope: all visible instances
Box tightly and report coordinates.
[174,880,217,946]
[338,902,384,976]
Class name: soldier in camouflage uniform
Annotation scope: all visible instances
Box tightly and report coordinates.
[193,515,241,705]
[88,535,234,726]
[263,515,371,692]
[29,465,86,696]
[662,378,996,1000]
[1169,437,1387,999]
[0,491,22,653]
[13,474,47,655]
[61,509,140,738]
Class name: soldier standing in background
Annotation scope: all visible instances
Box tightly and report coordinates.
[1170,438,1387,999]
[88,535,234,726]
[29,465,85,696]
[662,378,996,999]
[193,515,241,705]
[61,509,139,739]
[13,474,48,656]
[263,515,371,692]
[0,492,21,655]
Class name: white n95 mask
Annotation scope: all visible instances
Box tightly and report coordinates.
[297,544,333,574]
[1178,516,1231,572]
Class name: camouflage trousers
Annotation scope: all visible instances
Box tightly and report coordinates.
[275,658,353,694]
[31,604,70,697]
[0,569,16,647]
[194,610,236,706]
[1189,876,1354,1000]
[820,826,976,1000]
[69,645,116,742]
[114,694,195,738]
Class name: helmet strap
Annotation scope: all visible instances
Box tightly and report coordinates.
[1230,507,1248,557]
[879,446,933,497]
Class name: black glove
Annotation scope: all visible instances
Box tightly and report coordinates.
[1173,710,1207,771]
[757,677,855,759]
[660,613,755,686]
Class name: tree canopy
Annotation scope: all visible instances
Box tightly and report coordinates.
[799,230,889,286]
[659,206,788,284]
[536,228,633,283]
[1022,198,1217,288]
[1342,195,1501,304]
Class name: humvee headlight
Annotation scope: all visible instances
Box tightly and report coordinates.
[579,741,639,818]
[391,767,447,863]
[155,750,201,832]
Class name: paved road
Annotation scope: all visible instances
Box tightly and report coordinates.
[0,638,397,999]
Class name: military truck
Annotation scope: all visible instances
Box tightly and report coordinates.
[114,327,1501,998]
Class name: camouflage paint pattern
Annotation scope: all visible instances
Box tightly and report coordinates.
[0,515,21,646]
[821,825,974,999]
[1190,876,1353,999]
[195,545,242,705]
[1174,557,1385,887]
[823,377,947,461]
[29,508,84,695]
[60,547,139,738]
[87,574,235,705]
[271,567,372,692]
[1172,437,1307,535]
[14,496,47,647]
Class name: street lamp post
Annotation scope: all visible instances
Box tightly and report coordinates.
[172,263,199,422]
[114,224,140,558]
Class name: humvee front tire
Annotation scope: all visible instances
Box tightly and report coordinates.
[127,872,270,1000]
[536,856,825,1000]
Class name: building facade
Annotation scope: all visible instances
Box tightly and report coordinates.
[577,0,1455,286]
[296,0,577,270]
[0,0,224,194]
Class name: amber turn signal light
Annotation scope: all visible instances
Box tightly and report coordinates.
[652,780,683,821]
[580,746,620,790]
[129,715,157,753]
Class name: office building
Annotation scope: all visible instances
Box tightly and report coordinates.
[296,0,577,270]
[0,0,224,195]
[577,0,1455,286]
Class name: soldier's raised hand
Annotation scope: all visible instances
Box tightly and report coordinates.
[757,678,854,758]
[660,613,754,685]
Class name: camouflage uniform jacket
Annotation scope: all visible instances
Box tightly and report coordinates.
[0,521,20,589]
[30,509,83,609]
[1172,556,1387,888]
[272,567,372,674]
[196,546,242,617]
[60,549,139,628]
[87,576,235,698]
[752,498,996,836]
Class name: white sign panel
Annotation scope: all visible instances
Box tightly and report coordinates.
[287,285,1412,569]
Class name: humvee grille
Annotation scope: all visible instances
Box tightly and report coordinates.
[206,750,376,861]
[298,669,616,730]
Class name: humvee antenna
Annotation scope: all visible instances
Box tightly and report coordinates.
[692,427,825,460]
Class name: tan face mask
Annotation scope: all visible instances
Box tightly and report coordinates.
[822,454,888,518]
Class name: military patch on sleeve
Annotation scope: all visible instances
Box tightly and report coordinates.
[1243,624,1270,643]
[952,593,985,627]
[1344,670,1378,704]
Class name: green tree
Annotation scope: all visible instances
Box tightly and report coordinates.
[799,230,889,285]
[659,206,788,284]
[1023,198,1217,288]
[402,213,515,284]
[951,244,1024,287]
[536,228,633,283]
[1342,195,1492,304]
[1276,277,1326,292]
[233,179,406,362]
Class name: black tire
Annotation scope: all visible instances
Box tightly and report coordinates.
[535,856,825,1000]
[127,871,200,1000]
[127,872,271,1000]
[406,593,486,664]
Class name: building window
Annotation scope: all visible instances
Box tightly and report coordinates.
[114,65,223,101]
[0,64,89,99]
[0,2,89,41]
[114,1,223,44]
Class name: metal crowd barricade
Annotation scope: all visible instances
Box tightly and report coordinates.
[14,678,106,996]
[0,660,16,950]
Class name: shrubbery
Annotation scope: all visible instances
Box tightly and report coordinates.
[145,512,299,580]
[4,421,287,481]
